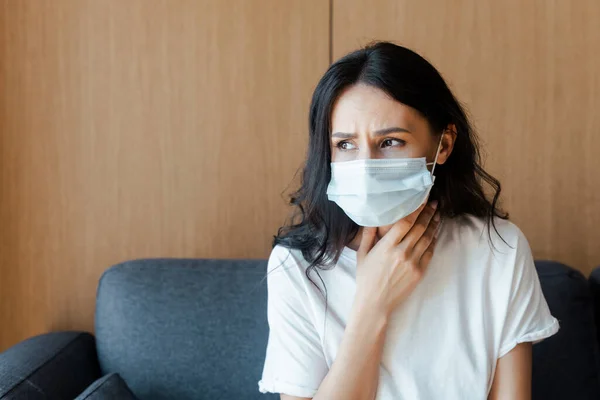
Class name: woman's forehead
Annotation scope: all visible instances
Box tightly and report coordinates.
[331,84,425,133]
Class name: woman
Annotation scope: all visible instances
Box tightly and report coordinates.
[258,42,558,400]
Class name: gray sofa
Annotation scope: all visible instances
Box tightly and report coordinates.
[1,258,600,400]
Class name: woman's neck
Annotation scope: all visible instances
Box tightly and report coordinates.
[347,226,391,251]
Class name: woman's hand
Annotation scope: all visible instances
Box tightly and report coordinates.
[354,200,441,317]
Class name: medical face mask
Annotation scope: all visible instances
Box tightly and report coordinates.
[326,137,443,227]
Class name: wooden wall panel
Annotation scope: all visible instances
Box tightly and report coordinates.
[0,0,329,350]
[333,0,600,274]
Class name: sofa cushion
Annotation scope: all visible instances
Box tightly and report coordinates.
[95,259,278,400]
[94,258,600,400]
[75,373,137,400]
[533,261,600,399]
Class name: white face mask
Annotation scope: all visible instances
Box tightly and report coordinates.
[326,137,443,227]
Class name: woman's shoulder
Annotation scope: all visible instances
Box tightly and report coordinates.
[443,215,536,289]
[442,214,535,277]
[444,214,528,251]
[268,244,308,267]
[266,245,311,284]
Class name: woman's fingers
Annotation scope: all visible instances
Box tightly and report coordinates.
[383,202,428,246]
[396,201,438,251]
[409,212,440,262]
[417,233,438,271]
[412,212,441,263]
[357,227,377,264]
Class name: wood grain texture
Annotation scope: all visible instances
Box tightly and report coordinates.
[333,0,600,274]
[0,0,329,350]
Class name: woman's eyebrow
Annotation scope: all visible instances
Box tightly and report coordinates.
[331,127,411,138]
[331,132,356,139]
[373,127,412,135]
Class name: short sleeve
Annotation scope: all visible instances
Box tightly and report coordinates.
[498,230,560,358]
[258,246,329,397]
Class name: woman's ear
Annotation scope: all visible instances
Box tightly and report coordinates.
[436,123,457,165]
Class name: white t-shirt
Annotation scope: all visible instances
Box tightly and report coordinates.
[258,215,559,399]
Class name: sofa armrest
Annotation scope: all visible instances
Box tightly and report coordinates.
[0,331,101,399]
[534,261,600,399]
[590,266,600,347]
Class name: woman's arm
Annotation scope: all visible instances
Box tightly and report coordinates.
[488,343,532,400]
[281,303,389,400]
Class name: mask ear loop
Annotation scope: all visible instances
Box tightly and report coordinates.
[429,132,445,176]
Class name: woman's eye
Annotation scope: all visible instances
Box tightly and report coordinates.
[336,141,356,151]
[381,138,405,148]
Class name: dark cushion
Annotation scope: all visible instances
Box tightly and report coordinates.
[0,332,100,400]
[589,266,600,347]
[95,259,278,400]
[533,261,600,400]
[75,373,137,400]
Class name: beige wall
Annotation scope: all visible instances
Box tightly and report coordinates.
[0,0,598,350]
[0,0,329,350]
